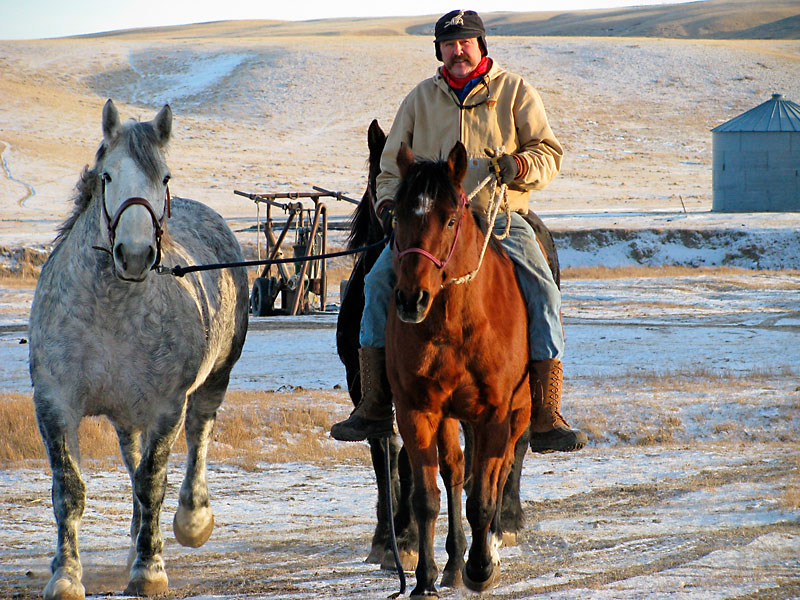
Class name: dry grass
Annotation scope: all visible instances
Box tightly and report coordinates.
[597,365,798,393]
[0,393,45,466]
[0,389,369,471]
[204,389,369,470]
[0,393,121,469]
[561,265,800,280]
[0,246,50,287]
[3,365,795,471]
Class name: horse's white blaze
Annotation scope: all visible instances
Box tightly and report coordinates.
[415,193,433,216]
[104,153,165,278]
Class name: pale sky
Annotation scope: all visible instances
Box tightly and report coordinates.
[0,0,698,40]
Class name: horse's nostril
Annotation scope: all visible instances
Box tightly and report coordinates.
[114,244,127,270]
[146,246,156,265]
[418,290,430,310]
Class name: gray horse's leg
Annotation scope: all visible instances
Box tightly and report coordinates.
[35,398,87,600]
[114,425,142,568]
[173,377,227,548]
[125,407,184,596]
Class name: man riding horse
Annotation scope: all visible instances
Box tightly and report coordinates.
[331,9,587,454]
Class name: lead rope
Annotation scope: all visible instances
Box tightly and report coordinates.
[382,436,406,598]
[447,167,512,286]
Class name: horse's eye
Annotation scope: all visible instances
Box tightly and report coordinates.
[447,217,457,228]
[102,172,112,183]
[163,174,171,186]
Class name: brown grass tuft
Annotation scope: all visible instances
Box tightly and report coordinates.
[561,265,800,280]
[0,393,45,466]
[206,390,369,470]
[0,246,50,287]
[0,389,370,471]
[0,393,130,469]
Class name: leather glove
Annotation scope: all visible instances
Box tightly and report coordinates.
[377,201,395,233]
[496,154,519,184]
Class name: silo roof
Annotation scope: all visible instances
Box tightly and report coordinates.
[712,93,800,132]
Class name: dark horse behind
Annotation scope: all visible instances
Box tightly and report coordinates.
[335,121,561,574]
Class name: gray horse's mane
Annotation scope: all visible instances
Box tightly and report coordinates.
[56,120,167,244]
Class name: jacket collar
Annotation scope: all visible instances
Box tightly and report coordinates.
[434,60,502,107]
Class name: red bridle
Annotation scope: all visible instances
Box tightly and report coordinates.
[393,191,468,270]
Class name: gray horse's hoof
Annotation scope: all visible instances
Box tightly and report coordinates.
[126,561,168,596]
[462,562,500,592]
[173,504,214,548]
[44,569,85,600]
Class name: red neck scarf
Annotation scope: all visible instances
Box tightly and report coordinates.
[442,56,491,90]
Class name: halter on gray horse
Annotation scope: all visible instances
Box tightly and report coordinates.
[28,99,249,599]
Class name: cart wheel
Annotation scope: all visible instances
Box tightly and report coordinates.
[251,277,272,316]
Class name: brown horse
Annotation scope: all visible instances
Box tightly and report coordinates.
[386,141,531,597]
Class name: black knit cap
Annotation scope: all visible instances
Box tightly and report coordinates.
[434,10,488,61]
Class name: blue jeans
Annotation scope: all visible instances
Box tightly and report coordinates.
[360,212,564,361]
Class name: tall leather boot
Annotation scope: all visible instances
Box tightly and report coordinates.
[330,346,394,441]
[529,358,587,453]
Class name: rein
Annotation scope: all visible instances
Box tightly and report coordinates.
[93,179,171,270]
[447,173,510,286]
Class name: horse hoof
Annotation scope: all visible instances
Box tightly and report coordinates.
[440,567,464,588]
[125,569,168,597]
[380,548,418,573]
[124,577,168,597]
[127,556,168,597]
[462,562,500,592]
[365,542,383,564]
[44,570,85,600]
[173,504,214,548]
[409,587,439,599]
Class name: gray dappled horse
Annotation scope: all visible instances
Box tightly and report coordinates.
[28,100,249,599]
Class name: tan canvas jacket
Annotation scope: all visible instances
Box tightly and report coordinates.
[376,60,563,215]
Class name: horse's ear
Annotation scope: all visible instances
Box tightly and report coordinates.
[368,120,386,156]
[102,99,121,142]
[447,142,468,187]
[397,143,415,178]
[152,104,172,146]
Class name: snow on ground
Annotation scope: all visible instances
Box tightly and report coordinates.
[1,26,799,600]
[1,252,798,598]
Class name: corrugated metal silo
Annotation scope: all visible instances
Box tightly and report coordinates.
[711,93,800,212]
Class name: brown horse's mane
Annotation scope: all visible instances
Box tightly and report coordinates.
[55,120,167,244]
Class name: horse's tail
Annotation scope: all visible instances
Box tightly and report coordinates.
[523,211,561,289]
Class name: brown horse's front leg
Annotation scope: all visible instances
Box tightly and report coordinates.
[437,418,467,588]
[463,420,509,592]
[396,407,442,599]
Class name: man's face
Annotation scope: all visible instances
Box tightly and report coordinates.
[441,37,482,78]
